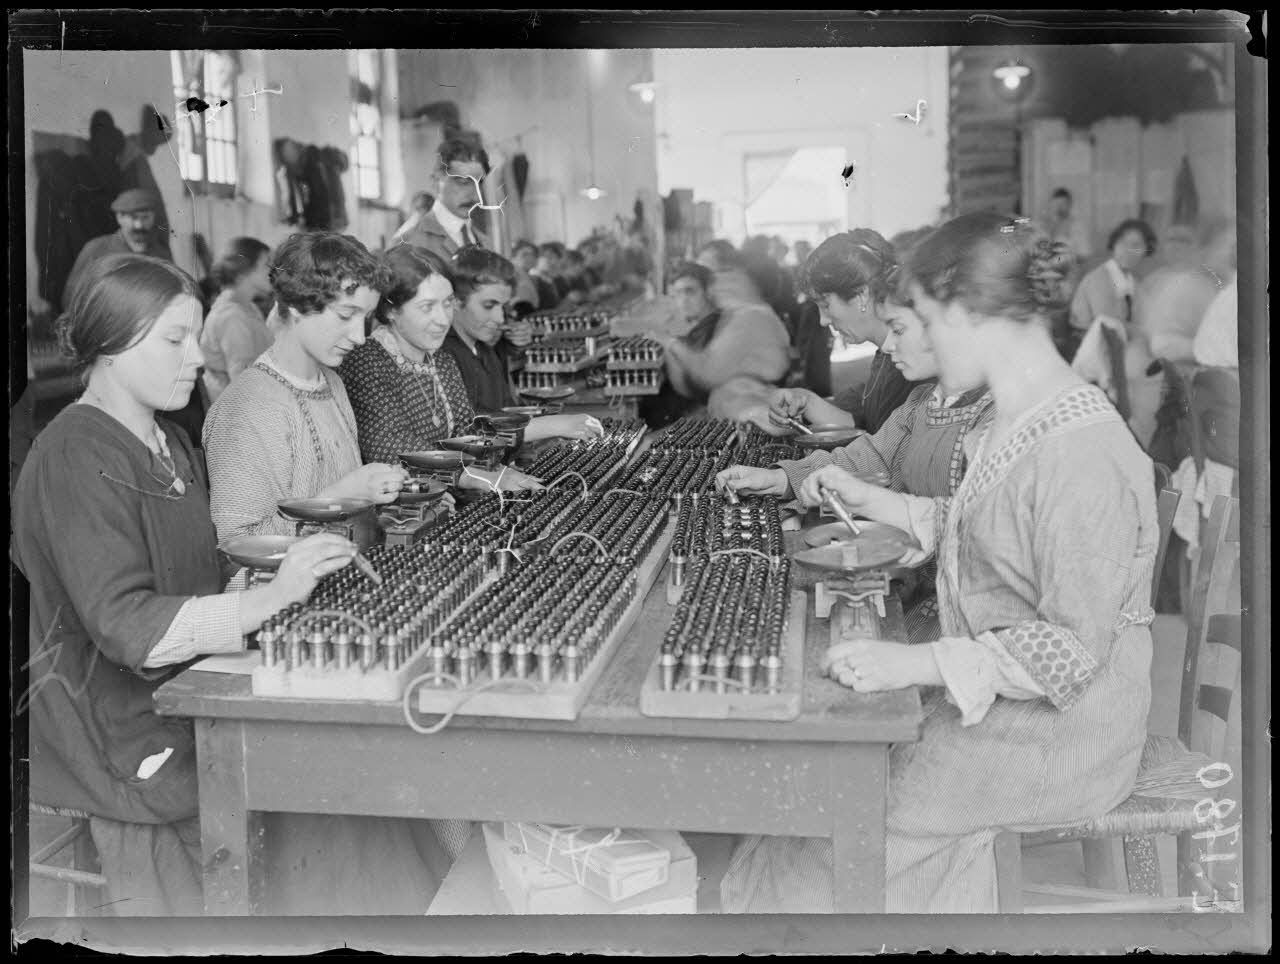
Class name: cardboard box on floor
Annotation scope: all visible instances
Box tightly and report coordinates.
[483,823,697,914]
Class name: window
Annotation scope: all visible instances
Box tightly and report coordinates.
[170,50,239,197]
[349,50,383,202]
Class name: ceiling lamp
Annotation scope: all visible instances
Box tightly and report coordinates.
[581,54,607,200]
[581,185,606,201]
[992,60,1033,96]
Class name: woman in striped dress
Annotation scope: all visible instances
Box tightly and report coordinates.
[717,288,994,643]
[720,213,1157,914]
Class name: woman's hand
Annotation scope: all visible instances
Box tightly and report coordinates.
[715,465,791,499]
[823,638,943,692]
[270,533,358,608]
[768,388,817,426]
[459,465,545,492]
[528,413,604,442]
[796,464,878,511]
[503,319,534,349]
[331,463,410,505]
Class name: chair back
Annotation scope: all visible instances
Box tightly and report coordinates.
[1178,495,1241,765]
[1152,482,1181,604]
[1100,324,1131,421]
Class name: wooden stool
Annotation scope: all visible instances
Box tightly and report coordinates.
[29,803,107,916]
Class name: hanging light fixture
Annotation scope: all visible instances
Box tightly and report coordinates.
[628,80,658,105]
[580,51,607,200]
[991,60,1033,99]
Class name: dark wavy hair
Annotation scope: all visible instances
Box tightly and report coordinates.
[799,229,899,304]
[269,232,389,317]
[669,261,714,293]
[435,137,490,177]
[1107,218,1158,257]
[212,236,272,290]
[450,245,516,300]
[56,253,201,383]
[902,212,1068,322]
[377,244,454,324]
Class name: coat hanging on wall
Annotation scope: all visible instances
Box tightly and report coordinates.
[512,152,529,202]
[1171,155,1199,226]
[275,138,349,231]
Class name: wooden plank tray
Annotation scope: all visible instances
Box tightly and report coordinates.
[602,383,663,397]
[412,522,675,721]
[523,350,608,374]
[249,571,502,701]
[638,589,807,721]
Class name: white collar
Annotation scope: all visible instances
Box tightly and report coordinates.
[1104,258,1135,296]
[262,352,326,392]
[432,198,468,245]
[931,385,963,408]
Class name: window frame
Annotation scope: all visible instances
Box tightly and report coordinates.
[170,49,240,200]
[349,49,385,206]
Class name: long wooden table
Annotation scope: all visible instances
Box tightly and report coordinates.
[154,535,922,915]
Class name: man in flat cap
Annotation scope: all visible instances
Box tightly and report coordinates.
[62,187,172,306]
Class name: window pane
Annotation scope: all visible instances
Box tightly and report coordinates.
[357,49,378,88]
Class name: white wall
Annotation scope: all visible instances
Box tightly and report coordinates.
[396,49,661,247]
[653,47,951,244]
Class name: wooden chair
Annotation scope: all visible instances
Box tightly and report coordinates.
[994,494,1241,913]
[29,803,107,916]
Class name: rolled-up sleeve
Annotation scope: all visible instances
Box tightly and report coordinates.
[932,632,1047,725]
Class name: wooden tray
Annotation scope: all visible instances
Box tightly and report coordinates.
[523,350,608,374]
[413,522,674,721]
[602,383,663,397]
[249,571,501,701]
[639,589,806,721]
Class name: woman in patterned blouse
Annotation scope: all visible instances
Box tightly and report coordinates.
[720,213,1157,914]
[338,245,541,490]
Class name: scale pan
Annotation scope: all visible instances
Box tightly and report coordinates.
[222,534,300,571]
[399,450,476,471]
[792,425,865,450]
[520,384,576,401]
[396,478,450,505]
[439,435,507,457]
[277,497,375,522]
[794,522,918,572]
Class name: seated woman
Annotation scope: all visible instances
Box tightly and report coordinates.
[636,261,722,429]
[650,240,789,401]
[719,213,1157,914]
[440,245,603,443]
[203,232,410,544]
[198,236,275,404]
[13,253,439,915]
[717,285,994,642]
[774,230,927,435]
[338,244,541,490]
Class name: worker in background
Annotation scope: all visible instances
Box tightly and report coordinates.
[62,188,172,308]
[394,139,492,260]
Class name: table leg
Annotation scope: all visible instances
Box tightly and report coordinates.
[194,718,264,915]
[829,744,887,913]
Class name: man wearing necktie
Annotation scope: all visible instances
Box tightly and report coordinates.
[394,137,493,262]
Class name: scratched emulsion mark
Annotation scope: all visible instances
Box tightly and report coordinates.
[893,99,927,126]
[183,96,230,116]
[840,163,856,189]
[445,167,508,234]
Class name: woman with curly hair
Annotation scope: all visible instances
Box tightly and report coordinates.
[721,213,1157,914]
[203,232,410,545]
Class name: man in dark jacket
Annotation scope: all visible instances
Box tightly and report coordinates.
[62,188,172,307]
[395,138,492,260]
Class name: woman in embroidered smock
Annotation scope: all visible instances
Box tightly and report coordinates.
[338,244,542,491]
[716,272,995,643]
[198,236,275,404]
[720,213,1158,914]
[769,231,927,435]
[202,232,411,544]
[10,254,403,914]
[440,245,604,443]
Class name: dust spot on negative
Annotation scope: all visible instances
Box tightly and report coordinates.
[840,164,856,187]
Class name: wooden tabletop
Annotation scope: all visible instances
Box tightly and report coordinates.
[156,529,923,745]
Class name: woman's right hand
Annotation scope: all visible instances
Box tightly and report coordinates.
[270,534,357,608]
[715,465,790,499]
[334,463,410,505]
[768,388,816,427]
[796,464,877,512]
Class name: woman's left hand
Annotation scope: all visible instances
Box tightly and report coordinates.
[823,638,941,692]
